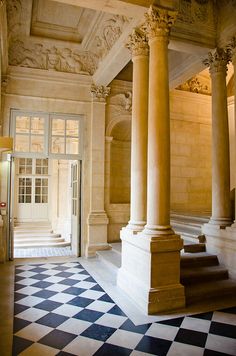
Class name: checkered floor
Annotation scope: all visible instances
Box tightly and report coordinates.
[13,262,236,355]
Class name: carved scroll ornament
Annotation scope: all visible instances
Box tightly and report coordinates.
[91,84,111,101]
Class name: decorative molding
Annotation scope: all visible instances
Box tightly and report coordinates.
[126,28,149,57]
[9,40,98,75]
[92,14,130,60]
[142,5,177,39]
[109,92,132,114]
[1,75,9,94]
[177,0,211,24]
[6,0,23,42]
[203,48,230,74]
[227,37,236,63]
[91,84,111,101]
[176,76,211,95]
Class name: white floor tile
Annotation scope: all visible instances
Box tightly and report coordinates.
[43,276,65,283]
[19,342,59,356]
[16,278,39,286]
[181,316,211,333]
[63,335,103,355]
[16,286,41,296]
[206,334,236,356]
[130,351,154,356]
[57,318,91,335]
[79,290,104,300]
[41,269,61,276]
[53,304,82,317]
[167,341,204,356]
[106,329,143,349]
[16,323,53,342]
[212,311,236,326]
[48,292,75,303]
[66,268,84,273]
[95,313,127,328]
[17,271,37,278]
[74,281,97,289]
[86,300,115,313]
[16,307,48,322]
[145,323,179,341]
[15,265,36,271]
[15,296,44,307]
[67,274,88,281]
[45,284,69,292]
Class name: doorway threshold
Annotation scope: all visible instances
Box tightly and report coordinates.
[14,246,74,258]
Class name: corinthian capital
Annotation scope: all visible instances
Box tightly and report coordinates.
[227,37,236,63]
[203,48,230,75]
[91,84,111,102]
[126,28,149,57]
[142,6,177,40]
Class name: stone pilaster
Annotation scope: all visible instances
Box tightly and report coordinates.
[124,28,149,233]
[203,48,232,227]
[118,7,185,314]
[86,84,111,257]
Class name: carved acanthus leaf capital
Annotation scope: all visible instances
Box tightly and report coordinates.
[142,6,177,40]
[91,84,111,102]
[126,28,149,57]
[203,48,229,75]
[226,37,236,63]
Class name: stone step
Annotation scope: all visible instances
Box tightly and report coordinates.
[14,237,65,244]
[181,265,228,284]
[183,242,206,253]
[185,279,236,304]
[96,249,121,272]
[14,232,59,238]
[180,252,219,267]
[14,241,70,248]
[171,213,209,224]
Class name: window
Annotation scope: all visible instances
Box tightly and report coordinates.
[12,110,82,159]
[18,178,32,203]
[35,178,48,203]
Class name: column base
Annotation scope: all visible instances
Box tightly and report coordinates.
[117,229,185,314]
[123,220,146,235]
[142,224,174,237]
[207,217,232,229]
[86,211,110,257]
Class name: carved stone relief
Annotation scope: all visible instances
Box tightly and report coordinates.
[91,14,131,60]
[177,0,211,24]
[9,39,99,75]
[91,84,111,101]
[109,92,133,114]
[203,48,230,74]
[176,75,211,95]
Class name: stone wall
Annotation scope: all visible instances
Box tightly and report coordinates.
[170,90,212,214]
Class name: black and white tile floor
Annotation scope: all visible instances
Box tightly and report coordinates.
[13,262,236,355]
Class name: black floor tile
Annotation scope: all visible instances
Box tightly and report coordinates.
[136,335,172,356]
[39,329,76,349]
[108,305,126,316]
[81,324,116,342]
[73,309,104,322]
[36,312,68,328]
[159,317,184,327]
[175,328,208,348]
[35,300,63,312]
[32,289,57,299]
[209,321,236,339]
[12,336,33,355]
[63,287,86,296]
[32,281,53,289]
[120,319,151,334]
[58,279,79,286]
[94,343,132,356]
[68,296,93,308]
[13,317,31,333]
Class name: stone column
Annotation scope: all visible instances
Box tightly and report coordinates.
[118,6,185,314]
[228,38,236,227]
[203,48,232,227]
[86,84,111,257]
[124,28,149,232]
[142,7,176,236]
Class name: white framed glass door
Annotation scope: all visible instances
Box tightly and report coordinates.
[71,161,81,255]
[15,158,49,222]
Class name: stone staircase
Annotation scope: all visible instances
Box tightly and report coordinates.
[97,223,236,309]
[14,222,70,248]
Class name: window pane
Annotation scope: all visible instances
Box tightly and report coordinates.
[52,119,65,136]
[66,120,79,136]
[25,195,31,203]
[19,187,25,195]
[26,166,32,174]
[42,179,48,186]
[19,166,26,174]
[36,167,42,174]
[42,187,48,194]
[35,179,41,187]
[26,178,32,186]
[66,137,79,154]
[19,178,25,186]
[31,117,44,135]
[31,135,44,152]
[51,136,65,153]
[35,195,40,203]
[16,116,30,133]
[42,195,48,203]
[27,159,32,165]
[35,187,41,195]
[18,195,24,203]
[42,167,48,175]
[15,135,30,152]
[26,187,31,194]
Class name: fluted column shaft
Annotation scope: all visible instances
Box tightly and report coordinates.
[126,29,149,231]
[204,49,232,226]
[143,7,176,235]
